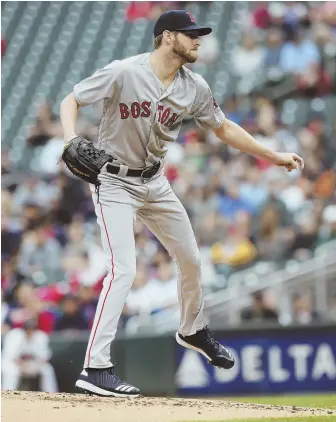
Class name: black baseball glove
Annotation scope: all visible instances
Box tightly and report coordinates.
[61,137,114,185]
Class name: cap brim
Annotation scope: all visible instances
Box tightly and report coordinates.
[177,25,212,36]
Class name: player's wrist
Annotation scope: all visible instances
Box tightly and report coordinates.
[64,133,78,143]
[260,148,278,164]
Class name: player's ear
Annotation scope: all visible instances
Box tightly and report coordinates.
[163,30,174,45]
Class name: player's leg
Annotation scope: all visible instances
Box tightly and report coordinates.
[76,183,140,397]
[138,197,204,336]
[39,363,58,392]
[84,197,136,369]
[138,182,234,369]
[1,361,21,390]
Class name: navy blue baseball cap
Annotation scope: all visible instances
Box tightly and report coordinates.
[154,10,212,38]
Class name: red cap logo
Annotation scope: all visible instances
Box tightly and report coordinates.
[187,12,195,23]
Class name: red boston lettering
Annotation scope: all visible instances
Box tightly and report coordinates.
[131,102,141,118]
[119,103,129,119]
[141,101,151,117]
[160,107,171,125]
[157,104,164,122]
[166,112,178,128]
[119,102,179,125]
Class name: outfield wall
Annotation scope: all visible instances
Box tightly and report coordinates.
[49,324,336,396]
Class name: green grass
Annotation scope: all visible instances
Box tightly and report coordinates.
[183,418,336,422]
[180,394,336,421]
[223,394,336,409]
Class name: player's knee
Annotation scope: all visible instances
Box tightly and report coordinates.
[128,266,137,283]
[117,262,137,284]
[179,250,201,274]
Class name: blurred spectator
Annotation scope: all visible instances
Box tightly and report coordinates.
[61,220,106,287]
[77,285,98,329]
[184,183,221,230]
[125,1,183,22]
[1,256,23,294]
[135,230,158,264]
[17,220,62,281]
[290,213,319,260]
[232,35,265,78]
[1,290,11,334]
[218,183,252,222]
[125,262,158,316]
[1,151,12,178]
[313,169,336,199]
[211,224,257,275]
[1,36,6,57]
[254,203,293,261]
[126,1,154,22]
[277,178,307,213]
[264,28,284,67]
[2,193,22,259]
[268,2,310,34]
[2,319,58,392]
[37,136,66,175]
[251,2,271,29]
[11,176,59,214]
[197,33,220,65]
[50,171,87,225]
[150,261,179,311]
[279,29,328,94]
[26,102,97,149]
[222,96,245,126]
[5,282,55,334]
[245,1,335,97]
[239,166,268,213]
[313,21,336,52]
[290,293,322,325]
[311,1,336,30]
[125,260,179,320]
[195,211,225,246]
[54,294,89,331]
[319,204,336,243]
[241,291,279,322]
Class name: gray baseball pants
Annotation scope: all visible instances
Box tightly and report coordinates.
[84,169,204,368]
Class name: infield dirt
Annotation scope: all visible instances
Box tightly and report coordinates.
[2,391,336,422]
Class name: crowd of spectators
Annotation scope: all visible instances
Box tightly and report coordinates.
[2,2,336,338]
[233,1,335,97]
[240,290,325,326]
[125,1,190,22]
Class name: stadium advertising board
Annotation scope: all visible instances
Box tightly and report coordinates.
[176,333,336,395]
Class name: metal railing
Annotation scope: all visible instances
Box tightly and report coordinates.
[127,240,336,334]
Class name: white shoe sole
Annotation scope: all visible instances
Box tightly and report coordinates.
[175,331,212,361]
[75,380,140,398]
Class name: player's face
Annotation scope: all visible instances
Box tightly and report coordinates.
[172,32,201,63]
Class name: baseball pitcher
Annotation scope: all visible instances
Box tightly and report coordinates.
[60,10,304,397]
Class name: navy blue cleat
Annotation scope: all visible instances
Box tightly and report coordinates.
[176,326,235,369]
[75,367,140,398]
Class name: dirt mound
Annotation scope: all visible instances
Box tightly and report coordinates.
[2,391,335,422]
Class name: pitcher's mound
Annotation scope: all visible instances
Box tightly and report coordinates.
[2,391,335,421]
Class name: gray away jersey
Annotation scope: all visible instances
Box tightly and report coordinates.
[73,53,225,168]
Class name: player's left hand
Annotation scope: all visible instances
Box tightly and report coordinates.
[273,152,304,172]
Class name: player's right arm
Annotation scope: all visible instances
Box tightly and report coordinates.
[60,60,124,143]
[213,119,304,171]
[190,75,304,172]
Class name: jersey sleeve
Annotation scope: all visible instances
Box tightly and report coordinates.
[73,60,124,106]
[190,75,225,130]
